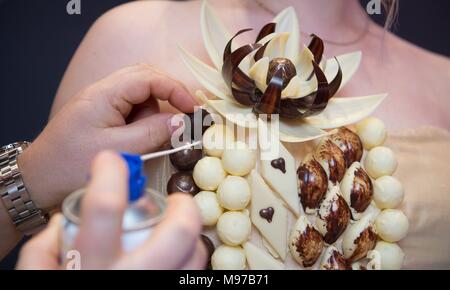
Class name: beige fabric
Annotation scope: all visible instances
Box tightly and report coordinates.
[388,127,450,269]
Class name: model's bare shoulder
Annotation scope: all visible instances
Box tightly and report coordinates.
[52,0,202,116]
[389,32,450,87]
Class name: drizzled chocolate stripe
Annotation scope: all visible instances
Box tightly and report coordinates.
[255,22,276,43]
[222,29,259,92]
[279,61,330,118]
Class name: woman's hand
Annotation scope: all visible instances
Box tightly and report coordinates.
[17,64,196,210]
[17,151,206,270]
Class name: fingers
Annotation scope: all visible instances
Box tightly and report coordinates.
[87,64,196,118]
[122,194,204,269]
[126,96,160,123]
[110,112,178,153]
[75,151,128,269]
[180,239,208,270]
[16,214,62,270]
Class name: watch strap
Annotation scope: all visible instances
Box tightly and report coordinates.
[0,142,48,235]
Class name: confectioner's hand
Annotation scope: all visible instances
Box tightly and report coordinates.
[17,151,206,270]
[17,64,197,210]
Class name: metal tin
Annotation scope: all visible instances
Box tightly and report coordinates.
[60,188,167,263]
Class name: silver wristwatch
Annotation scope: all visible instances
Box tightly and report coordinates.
[0,142,48,235]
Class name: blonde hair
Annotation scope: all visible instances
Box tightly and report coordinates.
[382,0,399,30]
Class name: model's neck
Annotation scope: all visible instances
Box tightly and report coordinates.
[255,0,370,44]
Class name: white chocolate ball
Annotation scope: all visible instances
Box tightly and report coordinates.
[375,209,409,242]
[202,124,235,157]
[374,241,405,270]
[217,176,251,210]
[193,157,226,191]
[373,176,404,209]
[217,211,251,246]
[364,146,398,179]
[211,245,246,270]
[221,141,256,176]
[356,117,387,150]
[193,191,223,226]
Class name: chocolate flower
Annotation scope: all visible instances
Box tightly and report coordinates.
[179,1,387,142]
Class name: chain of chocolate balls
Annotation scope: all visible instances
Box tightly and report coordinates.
[167,109,257,270]
[291,117,408,270]
[166,109,215,269]
[192,123,257,270]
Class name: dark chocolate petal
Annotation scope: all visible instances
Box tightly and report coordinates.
[255,22,276,43]
[223,28,252,61]
[222,29,259,92]
[252,68,283,116]
[231,87,258,106]
[279,60,330,118]
[254,42,268,62]
[308,34,324,65]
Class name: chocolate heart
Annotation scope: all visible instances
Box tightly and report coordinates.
[271,157,286,173]
[259,207,275,223]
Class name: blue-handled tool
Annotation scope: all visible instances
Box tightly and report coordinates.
[120,140,201,202]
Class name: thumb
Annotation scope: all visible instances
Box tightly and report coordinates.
[111,113,179,153]
[16,214,62,270]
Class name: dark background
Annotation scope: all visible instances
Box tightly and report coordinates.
[0,0,449,269]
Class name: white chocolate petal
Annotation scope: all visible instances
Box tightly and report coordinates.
[249,57,269,92]
[243,242,284,270]
[273,7,300,62]
[284,78,317,99]
[179,47,235,103]
[305,94,387,129]
[200,0,232,70]
[238,33,281,75]
[196,91,257,128]
[238,49,259,77]
[296,46,314,80]
[279,119,332,143]
[281,75,301,98]
[249,170,288,260]
[263,32,290,60]
[325,51,362,93]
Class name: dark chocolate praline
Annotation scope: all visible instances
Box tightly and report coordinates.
[187,108,214,141]
[169,142,203,171]
[200,235,215,270]
[167,172,199,196]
